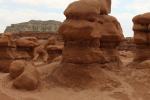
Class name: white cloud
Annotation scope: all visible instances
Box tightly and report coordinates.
[0,8,65,32]
[12,0,76,8]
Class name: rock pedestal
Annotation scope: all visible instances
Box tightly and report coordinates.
[133,13,150,62]
[50,0,123,88]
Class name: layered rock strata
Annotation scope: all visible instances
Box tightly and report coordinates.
[133,13,150,62]
[50,0,123,88]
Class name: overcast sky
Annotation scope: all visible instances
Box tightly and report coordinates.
[0,0,150,37]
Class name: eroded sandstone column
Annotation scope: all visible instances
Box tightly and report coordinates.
[50,0,123,88]
[133,13,150,62]
[59,0,106,64]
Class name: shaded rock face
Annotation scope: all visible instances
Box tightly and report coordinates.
[5,20,62,33]
[133,13,150,62]
[51,0,123,88]
[118,37,136,51]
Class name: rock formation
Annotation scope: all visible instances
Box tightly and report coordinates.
[133,12,150,62]
[0,33,18,72]
[50,0,123,88]
[118,37,136,51]
[9,60,25,79]
[99,15,124,67]
[32,40,50,63]
[5,20,61,33]
[10,60,40,90]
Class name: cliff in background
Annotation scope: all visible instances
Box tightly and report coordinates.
[4,20,62,33]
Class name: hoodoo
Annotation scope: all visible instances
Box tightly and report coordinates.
[133,12,150,62]
[50,0,123,88]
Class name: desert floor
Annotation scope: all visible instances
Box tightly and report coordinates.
[0,51,150,100]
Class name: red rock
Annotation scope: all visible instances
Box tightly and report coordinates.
[13,62,39,90]
[98,15,124,42]
[133,23,148,31]
[132,13,150,62]
[9,60,25,79]
[64,1,100,18]
[15,37,38,47]
[51,0,123,88]
[133,12,150,24]
[134,31,148,44]
[100,0,111,15]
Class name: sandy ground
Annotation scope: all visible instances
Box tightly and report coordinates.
[0,51,150,100]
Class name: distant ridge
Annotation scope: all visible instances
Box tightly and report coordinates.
[4,20,62,33]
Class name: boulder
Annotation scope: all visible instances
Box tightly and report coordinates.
[59,19,101,40]
[13,62,39,90]
[0,60,13,73]
[9,60,25,79]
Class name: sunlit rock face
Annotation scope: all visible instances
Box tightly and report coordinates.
[133,13,150,62]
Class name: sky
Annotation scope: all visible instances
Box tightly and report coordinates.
[0,0,150,37]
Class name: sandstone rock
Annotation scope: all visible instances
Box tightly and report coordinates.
[135,60,150,69]
[62,43,106,64]
[133,13,150,62]
[133,23,148,31]
[51,0,122,88]
[32,39,49,63]
[134,31,148,44]
[98,15,124,42]
[134,45,150,62]
[80,0,111,15]
[0,60,13,73]
[13,62,39,90]
[5,20,61,33]
[100,0,111,15]
[64,1,100,18]
[0,32,15,47]
[118,37,136,51]
[15,37,38,47]
[52,56,62,62]
[0,91,14,100]
[133,12,150,24]
[9,60,25,79]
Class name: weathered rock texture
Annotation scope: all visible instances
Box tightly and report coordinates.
[118,37,136,51]
[133,12,150,62]
[50,0,123,88]
[10,60,40,90]
[5,20,61,33]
